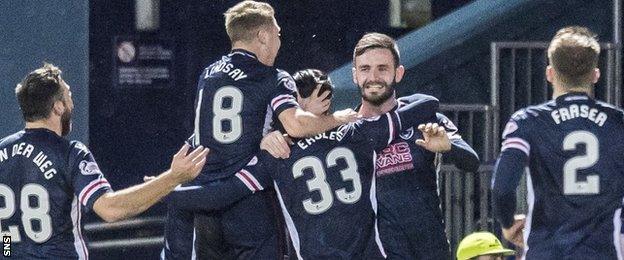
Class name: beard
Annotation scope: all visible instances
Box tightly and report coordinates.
[360,79,395,106]
[60,108,72,137]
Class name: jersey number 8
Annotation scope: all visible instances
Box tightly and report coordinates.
[0,184,52,243]
[212,86,244,144]
[194,86,244,145]
[292,147,362,215]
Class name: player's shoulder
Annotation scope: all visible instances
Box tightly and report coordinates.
[511,101,556,122]
[595,100,624,114]
[436,112,450,122]
[436,113,458,131]
[397,93,439,105]
[276,69,291,79]
[275,69,296,91]
[0,131,24,148]
[68,140,91,158]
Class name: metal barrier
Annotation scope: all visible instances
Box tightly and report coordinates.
[85,216,165,258]
[439,164,494,258]
[439,104,494,161]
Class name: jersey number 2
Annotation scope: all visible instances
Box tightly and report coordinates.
[563,131,600,195]
[0,184,52,243]
[292,147,362,215]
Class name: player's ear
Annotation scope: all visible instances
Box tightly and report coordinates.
[257,28,268,45]
[546,65,554,84]
[52,99,64,117]
[394,65,405,83]
[592,68,600,84]
[351,67,357,84]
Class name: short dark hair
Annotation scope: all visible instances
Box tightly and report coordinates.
[15,63,65,122]
[292,69,333,101]
[547,26,600,88]
[353,33,400,67]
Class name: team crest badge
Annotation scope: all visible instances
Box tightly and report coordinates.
[79,160,102,176]
[441,118,457,130]
[400,127,414,140]
[247,156,258,166]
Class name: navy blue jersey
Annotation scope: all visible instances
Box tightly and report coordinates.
[492,92,624,259]
[0,128,112,259]
[251,94,439,259]
[375,111,479,259]
[192,49,298,181]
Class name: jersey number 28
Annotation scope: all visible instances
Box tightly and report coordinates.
[292,147,362,215]
[0,184,52,243]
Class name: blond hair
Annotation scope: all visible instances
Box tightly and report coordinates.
[224,1,275,43]
[547,26,600,88]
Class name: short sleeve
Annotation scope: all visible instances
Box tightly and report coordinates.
[270,71,299,117]
[69,141,112,213]
[238,151,274,191]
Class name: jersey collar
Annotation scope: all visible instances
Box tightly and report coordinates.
[354,101,401,113]
[229,49,258,60]
[555,92,591,103]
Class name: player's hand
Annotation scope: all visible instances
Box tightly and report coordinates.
[261,130,292,159]
[333,108,360,124]
[502,214,526,248]
[143,175,156,182]
[169,144,209,183]
[415,123,451,152]
[298,85,331,115]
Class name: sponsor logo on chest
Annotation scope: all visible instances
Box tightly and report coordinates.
[376,142,414,177]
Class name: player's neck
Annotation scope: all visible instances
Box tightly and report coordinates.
[25,118,61,136]
[358,97,397,117]
[231,43,271,66]
[552,84,592,99]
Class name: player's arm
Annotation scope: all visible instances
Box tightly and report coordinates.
[446,138,480,172]
[278,107,358,138]
[492,149,527,247]
[491,149,526,228]
[153,152,274,212]
[260,130,292,159]
[93,144,208,222]
[272,72,358,138]
[491,115,530,246]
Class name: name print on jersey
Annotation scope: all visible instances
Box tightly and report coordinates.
[0,142,58,179]
[551,104,608,126]
[207,60,248,81]
[297,130,346,150]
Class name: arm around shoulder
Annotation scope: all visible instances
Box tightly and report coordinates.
[278,107,358,138]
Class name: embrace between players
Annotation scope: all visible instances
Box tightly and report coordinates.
[1,0,621,260]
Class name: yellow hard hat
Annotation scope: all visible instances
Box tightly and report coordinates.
[456,232,515,260]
